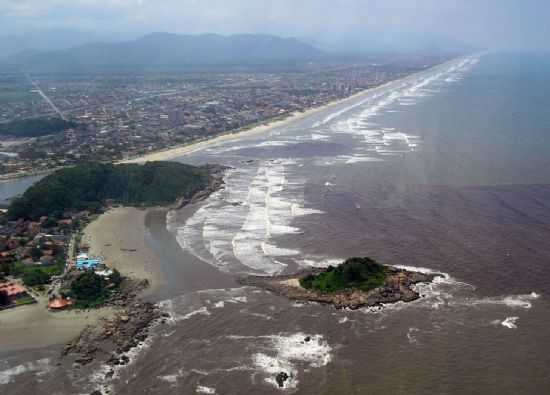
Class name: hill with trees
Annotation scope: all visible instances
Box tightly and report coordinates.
[8,161,210,220]
[300,257,388,293]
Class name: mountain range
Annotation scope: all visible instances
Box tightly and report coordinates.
[4,33,325,73]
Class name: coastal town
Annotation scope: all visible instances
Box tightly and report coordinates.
[0,206,120,312]
[0,56,446,179]
[0,53,450,313]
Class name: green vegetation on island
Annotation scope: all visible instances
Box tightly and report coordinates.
[300,257,388,293]
[0,117,77,138]
[8,161,210,220]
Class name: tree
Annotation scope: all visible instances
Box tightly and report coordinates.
[8,161,209,220]
[71,271,105,303]
[22,269,50,287]
[30,246,42,261]
[300,257,387,293]
[109,269,122,288]
[42,217,58,228]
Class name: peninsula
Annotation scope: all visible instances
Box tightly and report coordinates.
[0,160,225,360]
[0,161,225,311]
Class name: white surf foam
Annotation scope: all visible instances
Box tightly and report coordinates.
[196,385,217,394]
[178,160,323,275]
[251,333,332,389]
[0,358,53,385]
[468,292,539,309]
[338,316,350,324]
[406,327,420,344]
[158,371,183,385]
[297,257,343,268]
[319,55,480,166]
[88,331,156,395]
[178,306,211,321]
[501,316,519,329]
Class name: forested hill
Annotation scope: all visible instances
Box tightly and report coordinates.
[8,161,210,220]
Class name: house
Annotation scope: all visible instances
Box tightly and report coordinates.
[57,219,73,227]
[0,282,29,300]
[0,250,16,264]
[75,253,102,270]
[48,297,73,310]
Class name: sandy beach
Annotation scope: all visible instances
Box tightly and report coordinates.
[82,207,164,295]
[0,207,163,353]
[122,88,374,164]
[0,294,113,352]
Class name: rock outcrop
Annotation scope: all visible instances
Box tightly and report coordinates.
[239,266,437,309]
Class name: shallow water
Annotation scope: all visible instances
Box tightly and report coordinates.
[3,53,550,394]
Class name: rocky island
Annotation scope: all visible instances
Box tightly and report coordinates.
[239,257,437,309]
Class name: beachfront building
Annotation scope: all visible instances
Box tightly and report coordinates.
[48,297,73,310]
[75,253,103,270]
[0,282,30,303]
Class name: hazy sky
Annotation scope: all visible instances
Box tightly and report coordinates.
[1,0,549,51]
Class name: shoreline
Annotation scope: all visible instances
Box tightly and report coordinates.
[120,88,379,164]
[0,87,379,182]
[0,55,467,181]
[117,55,470,164]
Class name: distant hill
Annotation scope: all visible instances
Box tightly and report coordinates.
[6,33,325,73]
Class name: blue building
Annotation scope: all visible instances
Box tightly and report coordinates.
[75,253,102,270]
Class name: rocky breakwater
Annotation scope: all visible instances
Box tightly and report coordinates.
[61,279,165,370]
[239,258,438,309]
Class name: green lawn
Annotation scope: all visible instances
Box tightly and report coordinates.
[14,295,37,306]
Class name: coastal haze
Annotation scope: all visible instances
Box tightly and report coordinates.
[1,1,550,395]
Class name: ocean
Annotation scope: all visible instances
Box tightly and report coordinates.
[2,52,550,394]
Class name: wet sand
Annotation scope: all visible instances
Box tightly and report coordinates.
[83,207,165,295]
[144,206,237,299]
[0,294,113,352]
